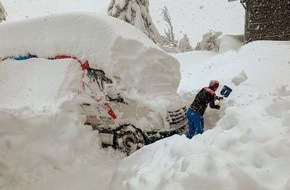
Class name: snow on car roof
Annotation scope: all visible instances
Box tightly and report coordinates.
[0,12,181,107]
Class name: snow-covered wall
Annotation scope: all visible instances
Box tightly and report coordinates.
[0,12,181,99]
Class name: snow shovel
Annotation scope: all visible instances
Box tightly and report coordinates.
[220,85,232,98]
[217,85,232,107]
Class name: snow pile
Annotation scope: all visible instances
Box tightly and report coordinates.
[0,105,121,190]
[0,58,123,190]
[0,12,181,108]
[110,41,290,190]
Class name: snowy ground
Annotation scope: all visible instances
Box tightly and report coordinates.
[1,1,290,190]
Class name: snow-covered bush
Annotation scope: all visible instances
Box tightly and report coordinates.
[178,34,193,52]
[107,0,160,43]
[195,30,222,52]
[0,2,7,23]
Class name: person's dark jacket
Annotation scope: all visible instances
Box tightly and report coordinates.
[189,87,221,115]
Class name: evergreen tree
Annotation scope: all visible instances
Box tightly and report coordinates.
[0,2,7,23]
[108,0,160,43]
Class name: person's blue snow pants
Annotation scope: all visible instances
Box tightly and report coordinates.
[186,108,204,139]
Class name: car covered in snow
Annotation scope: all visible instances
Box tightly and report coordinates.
[0,12,188,155]
[81,67,188,155]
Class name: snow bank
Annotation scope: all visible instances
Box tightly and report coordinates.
[0,57,123,190]
[0,12,181,103]
[110,41,290,190]
[177,41,290,93]
[0,101,122,190]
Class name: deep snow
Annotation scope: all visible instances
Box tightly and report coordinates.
[1,1,290,190]
[0,58,122,190]
[111,40,290,190]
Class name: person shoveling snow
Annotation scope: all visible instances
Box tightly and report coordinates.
[186,80,224,139]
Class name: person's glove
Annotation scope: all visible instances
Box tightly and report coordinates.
[216,96,223,100]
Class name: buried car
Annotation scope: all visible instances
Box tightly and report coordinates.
[0,12,188,155]
[81,67,188,155]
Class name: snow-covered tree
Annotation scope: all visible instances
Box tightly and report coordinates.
[108,0,160,43]
[0,2,7,23]
[178,34,193,52]
[195,30,222,52]
[160,6,177,48]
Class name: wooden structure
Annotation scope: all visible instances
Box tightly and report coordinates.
[240,0,290,43]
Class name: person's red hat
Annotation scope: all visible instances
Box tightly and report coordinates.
[209,80,219,91]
